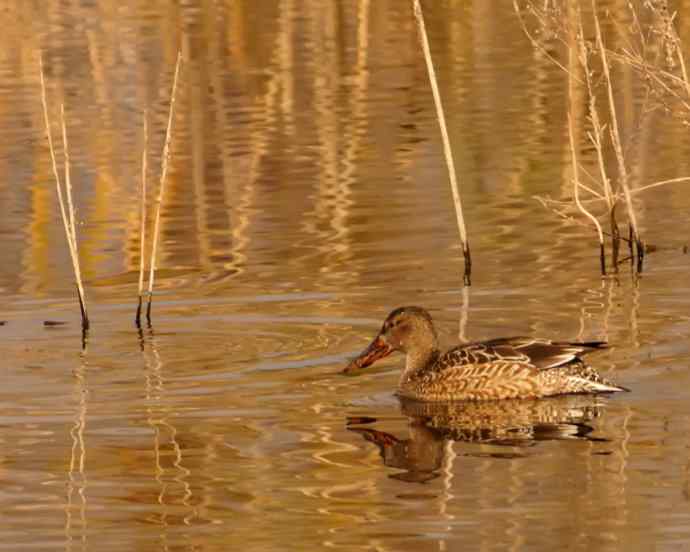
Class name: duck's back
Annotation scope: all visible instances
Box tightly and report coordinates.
[435,337,606,370]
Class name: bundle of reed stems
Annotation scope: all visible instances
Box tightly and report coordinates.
[39,50,183,337]
[136,51,182,328]
[39,55,89,332]
[515,0,690,274]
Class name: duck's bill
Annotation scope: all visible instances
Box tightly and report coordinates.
[343,336,393,373]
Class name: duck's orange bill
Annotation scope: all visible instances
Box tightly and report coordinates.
[343,336,393,373]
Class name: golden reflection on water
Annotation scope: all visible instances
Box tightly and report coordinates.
[1,1,690,551]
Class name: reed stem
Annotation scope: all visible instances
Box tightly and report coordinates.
[568,111,606,275]
[146,51,182,325]
[60,105,89,329]
[136,111,148,327]
[412,0,471,284]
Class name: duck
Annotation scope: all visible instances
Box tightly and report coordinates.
[343,306,628,401]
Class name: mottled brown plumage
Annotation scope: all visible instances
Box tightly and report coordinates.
[344,306,628,401]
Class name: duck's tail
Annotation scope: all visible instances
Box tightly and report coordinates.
[555,362,629,394]
[571,377,630,394]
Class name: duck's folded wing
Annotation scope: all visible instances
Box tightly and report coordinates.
[440,337,606,370]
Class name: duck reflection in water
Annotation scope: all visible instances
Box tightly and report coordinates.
[348,395,608,483]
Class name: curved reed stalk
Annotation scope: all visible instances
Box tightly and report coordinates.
[565,3,604,273]
[568,112,606,274]
[412,0,471,284]
[146,51,182,325]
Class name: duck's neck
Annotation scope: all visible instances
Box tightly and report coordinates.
[400,346,440,385]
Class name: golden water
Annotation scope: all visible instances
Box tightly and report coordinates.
[2,1,690,550]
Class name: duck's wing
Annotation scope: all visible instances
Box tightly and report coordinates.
[439,337,606,371]
[487,337,607,369]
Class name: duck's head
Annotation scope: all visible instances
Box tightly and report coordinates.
[343,306,438,374]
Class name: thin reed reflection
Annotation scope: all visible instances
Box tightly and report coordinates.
[65,354,88,551]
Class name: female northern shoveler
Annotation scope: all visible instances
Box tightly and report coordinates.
[343,306,628,401]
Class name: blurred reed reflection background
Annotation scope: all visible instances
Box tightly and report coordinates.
[1,0,687,299]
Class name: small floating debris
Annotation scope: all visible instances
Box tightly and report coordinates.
[346,416,378,426]
[0,321,6,326]
[43,320,67,327]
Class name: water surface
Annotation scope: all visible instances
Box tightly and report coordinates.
[2,1,690,550]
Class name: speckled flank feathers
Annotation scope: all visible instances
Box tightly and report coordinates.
[399,358,626,401]
[345,306,628,401]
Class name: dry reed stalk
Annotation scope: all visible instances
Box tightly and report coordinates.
[135,112,148,327]
[615,47,690,114]
[568,111,606,274]
[513,0,579,82]
[39,55,89,331]
[518,1,610,270]
[591,0,643,269]
[574,12,620,268]
[612,1,690,127]
[518,0,690,271]
[412,0,471,284]
[642,1,690,118]
[650,0,690,96]
[60,105,89,328]
[61,106,78,250]
[541,173,690,203]
[146,51,182,325]
[564,4,605,273]
[633,176,690,194]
